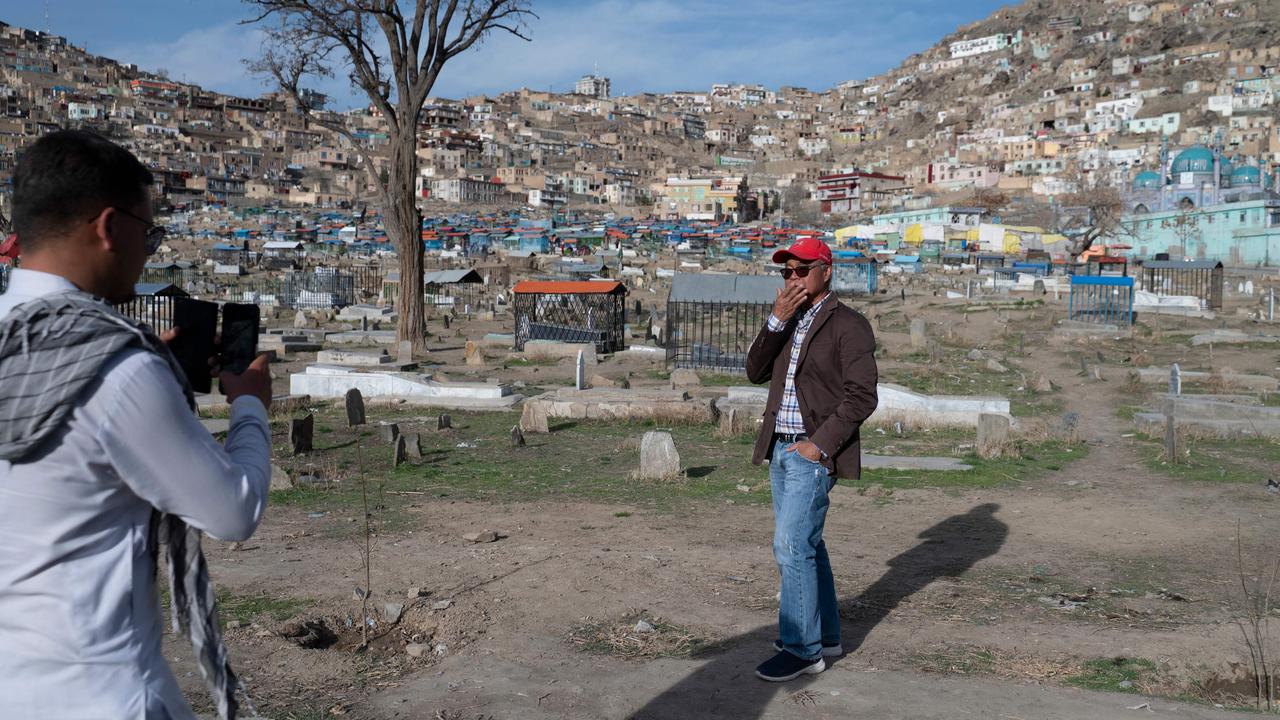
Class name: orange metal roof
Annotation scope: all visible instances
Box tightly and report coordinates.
[512,280,626,295]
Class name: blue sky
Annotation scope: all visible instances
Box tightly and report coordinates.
[6,0,1009,108]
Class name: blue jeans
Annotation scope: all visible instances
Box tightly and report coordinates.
[770,438,840,661]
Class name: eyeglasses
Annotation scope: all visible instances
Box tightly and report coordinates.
[87,206,166,255]
[779,262,825,279]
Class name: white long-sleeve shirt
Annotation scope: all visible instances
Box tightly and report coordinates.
[0,268,271,719]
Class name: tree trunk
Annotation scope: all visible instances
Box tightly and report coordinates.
[384,131,427,353]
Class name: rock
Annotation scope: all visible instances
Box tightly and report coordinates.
[985,358,1008,373]
[380,423,400,443]
[404,433,422,460]
[511,424,525,447]
[464,340,484,366]
[634,619,655,633]
[1031,373,1053,393]
[432,600,453,611]
[669,368,701,389]
[520,401,549,433]
[967,349,985,361]
[462,530,501,543]
[382,602,405,624]
[269,464,292,491]
[638,431,680,480]
[293,310,309,329]
[345,388,366,427]
[393,434,408,467]
[289,413,314,455]
[405,643,429,658]
[406,586,425,599]
[977,413,1012,459]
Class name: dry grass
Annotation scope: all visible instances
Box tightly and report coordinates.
[567,610,714,660]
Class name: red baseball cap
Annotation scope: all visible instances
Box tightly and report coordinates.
[772,236,832,265]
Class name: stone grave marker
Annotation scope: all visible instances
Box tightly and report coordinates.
[380,423,400,444]
[398,340,413,365]
[520,402,549,433]
[437,414,452,430]
[443,314,451,329]
[1169,363,1181,396]
[575,349,587,390]
[393,434,407,467]
[465,341,484,366]
[977,413,1011,459]
[511,425,526,447]
[638,431,680,479]
[289,413,314,455]
[910,318,927,350]
[345,388,365,427]
[404,433,422,460]
[294,310,309,329]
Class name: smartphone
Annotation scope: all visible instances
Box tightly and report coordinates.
[220,303,260,376]
[171,298,218,394]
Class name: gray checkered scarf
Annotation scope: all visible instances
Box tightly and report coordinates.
[0,290,241,720]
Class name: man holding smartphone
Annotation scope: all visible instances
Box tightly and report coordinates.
[746,237,879,682]
[0,130,272,719]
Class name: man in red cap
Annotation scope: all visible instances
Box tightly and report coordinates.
[746,236,878,682]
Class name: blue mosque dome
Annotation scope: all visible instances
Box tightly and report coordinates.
[1170,145,1215,174]
[1232,165,1262,186]
[1132,170,1161,189]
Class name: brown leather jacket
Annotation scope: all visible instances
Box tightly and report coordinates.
[745,296,878,479]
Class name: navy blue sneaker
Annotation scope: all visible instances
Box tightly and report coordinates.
[755,650,825,682]
[773,640,844,657]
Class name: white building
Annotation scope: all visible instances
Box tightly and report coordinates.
[949,32,1019,59]
[432,177,501,204]
[574,73,610,100]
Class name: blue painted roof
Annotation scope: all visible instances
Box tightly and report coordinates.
[1171,146,1214,174]
[1132,170,1161,189]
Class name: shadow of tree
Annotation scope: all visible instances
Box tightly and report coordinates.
[627,504,1009,720]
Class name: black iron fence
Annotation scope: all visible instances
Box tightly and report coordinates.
[513,291,626,353]
[666,300,774,373]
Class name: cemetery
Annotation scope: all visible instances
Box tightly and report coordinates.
[40,213,1279,718]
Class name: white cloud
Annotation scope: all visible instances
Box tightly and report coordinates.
[105,21,268,96]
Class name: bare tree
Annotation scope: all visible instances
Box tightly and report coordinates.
[246,0,534,351]
[1054,184,1134,257]
[965,187,1011,219]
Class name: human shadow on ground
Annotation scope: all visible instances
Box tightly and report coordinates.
[627,503,1008,720]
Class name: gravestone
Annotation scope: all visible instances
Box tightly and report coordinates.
[393,434,407,467]
[345,388,365,426]
[511,425,526,447]
[398,340,413,365]
[443,314,451,330]
[404,433,422,460]
[575,350,587,390]
[977,413,1011,459]
[520,402,549,433]
[669,368,701,389]
[465,341,484,366]
[437,414,452,430]
[1169,363,1181,396]
[294,310,309,329]
[638,431,681,480]
[289,413,314,455]
[910,319,927,351]
[380,423,400,444]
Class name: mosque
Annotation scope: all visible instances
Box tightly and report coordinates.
[1127,142,1273,214]
[1121,141,1280,266]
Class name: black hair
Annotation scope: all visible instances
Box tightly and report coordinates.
[12,129,154,251]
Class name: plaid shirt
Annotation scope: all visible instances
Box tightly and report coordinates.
[767,294,828,444]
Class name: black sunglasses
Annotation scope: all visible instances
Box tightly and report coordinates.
[779,262,825,279]
[87,206,165,255]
